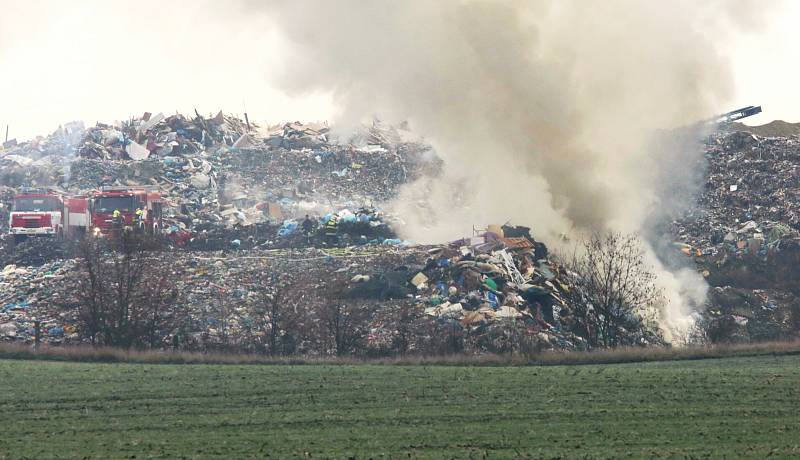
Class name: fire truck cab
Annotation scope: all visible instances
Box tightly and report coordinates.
[90,186,163,237]
[9,189,64,242]
[8,189,91,243]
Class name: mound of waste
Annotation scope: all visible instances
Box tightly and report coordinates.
[0,112,439,249]
[1,226,656,354]
[673,130,800,343]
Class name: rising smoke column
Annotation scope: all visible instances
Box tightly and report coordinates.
[254,0,768,337]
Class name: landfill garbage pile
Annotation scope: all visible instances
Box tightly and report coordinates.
[699,285,799,343]
[0,227,630,354]
[67,158,165,190]
[0,121,84,188]
[0,260,79,345]
[65,112,436,217]
[0,186,13,232]
[0,112,437,249]
[673,131,800,253]
[76,111,249,161]
[217,141,435,211]
[177,207,399,252]
[673,130,800,342]
[0,237,69,268]
[347,225,593,353]
[1,113,661,353]
[0,112,440,278]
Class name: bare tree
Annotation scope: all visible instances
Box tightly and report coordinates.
[391,303,418,355]
[319,299,371,356]
[246,273,303,356]
[73,232,181,348]
[414,319,465,356]
[75,236,106,345]
[564,232,664,348]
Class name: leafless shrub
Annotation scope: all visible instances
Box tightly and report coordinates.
[564,232,665,348]
[424,319,465,355]
[319,300,372,356]
[246,273,304,356]
[72,232,182,349]
[390,303,418,355]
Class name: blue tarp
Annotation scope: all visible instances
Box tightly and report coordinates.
[381,238,414,246]
[278,220,299,237]
[1,301,30,313]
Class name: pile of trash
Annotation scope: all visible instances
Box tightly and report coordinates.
[0,226,602,353]
[673,131,800,258]
[19,114,800,349]
[171,207,400,251]
[1,111,438,247]
[264,121,329,150]
[0,237,68,268]
[700,286,798,343]
[77,111,249,161]
[0,260,79,345]
[272,208,400,247]
[0,121,84,188]
[348,225,589,352]
[673,129,800,343]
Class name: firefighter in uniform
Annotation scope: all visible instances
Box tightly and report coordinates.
[324,214,339,247]
[134,208,145,233]
[301,214,316,244]
[112,209,123,234]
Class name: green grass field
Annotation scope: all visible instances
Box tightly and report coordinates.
[1,355,799,459]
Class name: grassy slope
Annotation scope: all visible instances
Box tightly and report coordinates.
[1,356,799,459]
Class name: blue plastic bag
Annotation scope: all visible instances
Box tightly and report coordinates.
[278,220,298,237]
[485,292,499,309]
[1,301,30,313]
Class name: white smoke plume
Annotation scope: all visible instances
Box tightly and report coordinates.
[252,0,774,337]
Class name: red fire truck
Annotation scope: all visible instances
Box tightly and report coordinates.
[8,188,90,243]
[89,186,163,237]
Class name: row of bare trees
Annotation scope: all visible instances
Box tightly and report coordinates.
[71,235,385,353]
[238,272,375,356]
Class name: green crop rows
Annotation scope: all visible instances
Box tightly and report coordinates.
[1,356,799,458]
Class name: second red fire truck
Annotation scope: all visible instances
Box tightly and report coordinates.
[89,186,163,237]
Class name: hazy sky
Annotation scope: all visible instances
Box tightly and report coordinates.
[0,0,796,141]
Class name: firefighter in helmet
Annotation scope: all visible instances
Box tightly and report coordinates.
[134,208,145,232]
[112,209,123,226]
[324,214,339,247]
